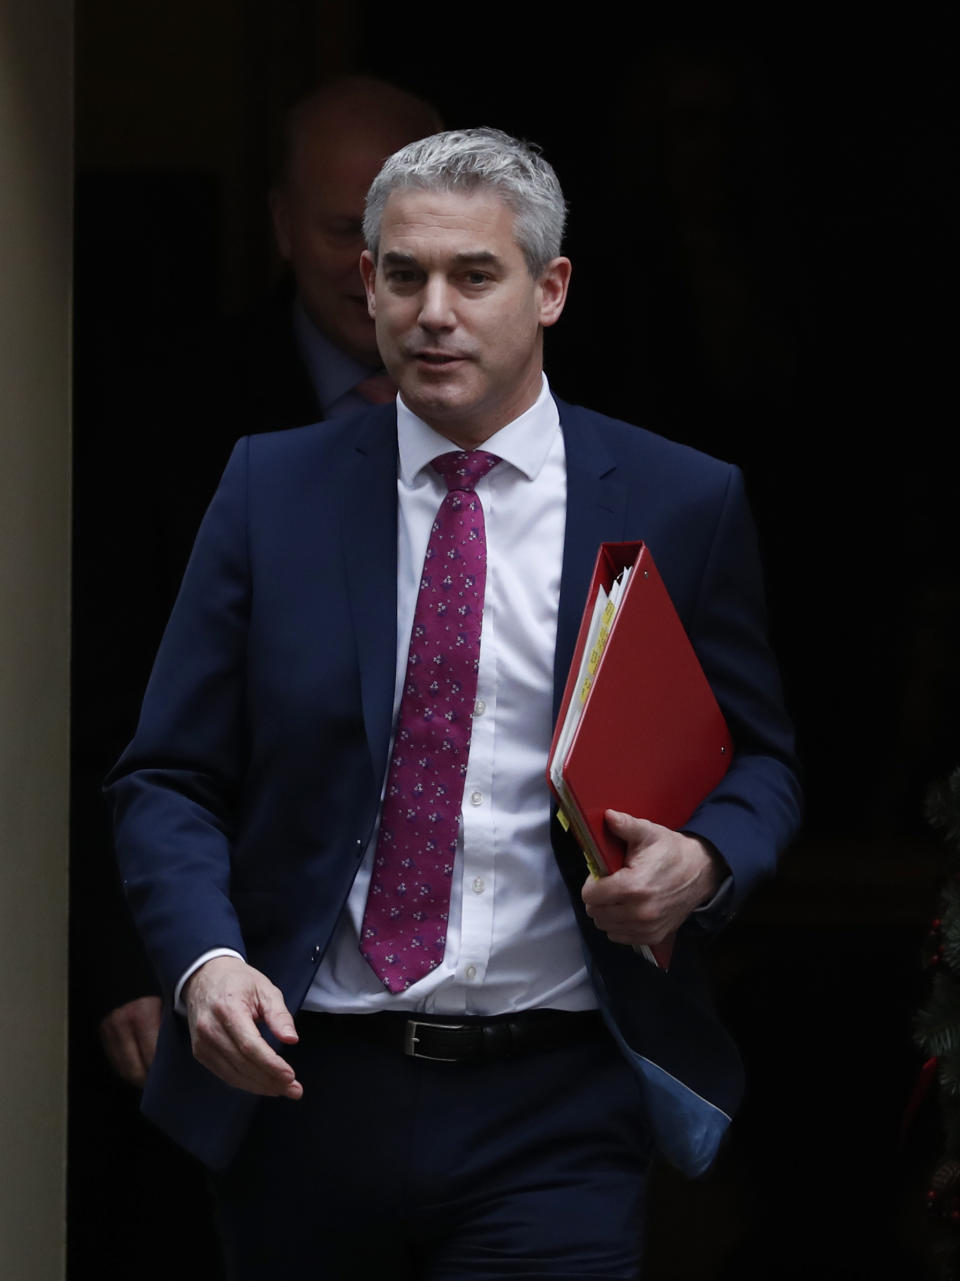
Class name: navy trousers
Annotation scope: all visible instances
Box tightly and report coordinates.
[213,1014,651,1280]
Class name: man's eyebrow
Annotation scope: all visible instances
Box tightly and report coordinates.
[380,250,504,268]
[451,251,502,267]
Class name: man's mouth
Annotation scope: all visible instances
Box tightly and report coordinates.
[414,351,465,366]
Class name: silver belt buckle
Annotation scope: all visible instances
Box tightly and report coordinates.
[403,1019,465,1063]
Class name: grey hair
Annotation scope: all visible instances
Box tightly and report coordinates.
[362,127,567,278]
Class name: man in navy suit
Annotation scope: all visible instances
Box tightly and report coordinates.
[109,127,801,1279]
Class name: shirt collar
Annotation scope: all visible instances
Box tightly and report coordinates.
[397,374,560,486]
[292,297,378,413]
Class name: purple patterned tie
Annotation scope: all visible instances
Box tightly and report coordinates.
[361,450,500,993]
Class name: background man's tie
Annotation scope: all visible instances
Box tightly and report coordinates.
[355,372,398,404]
[361,450,500,992]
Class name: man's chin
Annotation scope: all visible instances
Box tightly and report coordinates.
[397,384,465,424]
[398,361,474,405]
[310,308,379,367]
[337,331,382,366]
[397,386,502,448]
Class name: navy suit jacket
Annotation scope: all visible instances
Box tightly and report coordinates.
[108,397,801,1176]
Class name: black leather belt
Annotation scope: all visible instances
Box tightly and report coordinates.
[296,1009,605,1064]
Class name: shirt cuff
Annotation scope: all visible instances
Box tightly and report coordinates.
[174,948,245,1015]
[691,874,734,928]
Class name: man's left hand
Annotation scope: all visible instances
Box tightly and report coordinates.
[581,811,723,946]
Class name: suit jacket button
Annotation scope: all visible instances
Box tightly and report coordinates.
[310,945,321,964]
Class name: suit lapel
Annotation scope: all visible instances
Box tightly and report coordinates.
[341,407,400,783]
[554,402,629,720]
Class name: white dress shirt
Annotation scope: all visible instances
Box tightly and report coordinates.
[306,375,596,1014]
[177,375,597,1015]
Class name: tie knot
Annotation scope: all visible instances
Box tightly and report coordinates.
[355,372,398,405]
[431,450,500,493]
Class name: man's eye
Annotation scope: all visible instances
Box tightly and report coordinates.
[325,219,363,242]
[464,271,491,286]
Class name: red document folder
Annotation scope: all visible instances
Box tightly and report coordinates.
[547,541,733,884]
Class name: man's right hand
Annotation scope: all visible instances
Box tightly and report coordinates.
[99,994,164,1087]
[184,956,302,1099]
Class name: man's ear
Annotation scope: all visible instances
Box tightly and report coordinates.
[269,189,292,262]
[359,250,377,319]
[537,257,572,329]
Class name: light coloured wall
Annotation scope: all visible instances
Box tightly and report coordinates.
[0,0,73,1275]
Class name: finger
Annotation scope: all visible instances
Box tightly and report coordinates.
[222,1015,294,1078]
[257,986,299,1045]
[195,1027,301,1097]
[197,1008,301,1096]
[131,1021,160,1074]
[123,1026,151,1084]
[604,810,658,846]
[582,876,621,908]
[582,865,639,907]
[128,998,163,1064]
[112,1042,148,1087]
[202,1004,290,1072]
[587,890,674,936]
[100,1016,148,1085]
[209,1043,302,1097]
[197,1038,298,1097]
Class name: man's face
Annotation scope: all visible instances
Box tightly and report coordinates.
[360,189,570,447]
[272,139,389,365]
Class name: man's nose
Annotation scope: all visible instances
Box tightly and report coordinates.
[417,277,455,332]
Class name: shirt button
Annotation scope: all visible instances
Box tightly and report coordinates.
[465,965,478,981]
[473,699,486,716]
[472,877,485,894]
[470,790,483,806]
